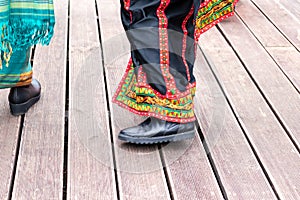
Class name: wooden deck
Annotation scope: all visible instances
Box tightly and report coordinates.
[1,0,299,199]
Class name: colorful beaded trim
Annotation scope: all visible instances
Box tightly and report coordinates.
[123,0,132,22]
[195,0,238,41]
[113,0,238,122]
[112,60,196,123]
[182,5,195,83]
[157,0,178,97]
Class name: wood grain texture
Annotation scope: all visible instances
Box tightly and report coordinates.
[194,47,276,199]
[237,0,290,48]
[0,91,21,200]
[236,0,300,93]
[160,47,225,200]
[11,0,68,199]
[267,47,300,92]
[200,24,300,199]
[97,0,171,199]
[1,0,298,199]
[219,12,300,150]
[106,51,170,200]
[275,0,300,20]
[68,0,117,199]
[250,0,300,51]
[162,139,223,200]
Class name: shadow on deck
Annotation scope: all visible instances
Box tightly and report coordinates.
[0,0,299,199]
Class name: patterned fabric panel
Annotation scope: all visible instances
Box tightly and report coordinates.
[0,48,32,88]
[0,0,55,65]
[113,59,196,123]
[195,0,238,40]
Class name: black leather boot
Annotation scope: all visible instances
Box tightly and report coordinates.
[118,117,195,144]
[8,79,41,116]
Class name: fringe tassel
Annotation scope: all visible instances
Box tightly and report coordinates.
[0,18,54,67]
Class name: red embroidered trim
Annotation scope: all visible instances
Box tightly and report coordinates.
[137,65,147,84]
[194,0,239,41]
[181,5,195,82]
[123,0,130,10]
[157,0,179,98]
[113,99,196,123]
[200,0,238,9]
[112,59,196,123]
[135,81,196,100]
[194,12,235,41]
[123,0,132,22]
[113,59,197,101]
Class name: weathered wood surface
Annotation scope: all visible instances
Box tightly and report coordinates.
[161,49,225,199]
[219,5,300,150]
[10,0,68,198]
[200,21,300,199]
[0,0,299,199]
[68,0,117,199]
[237,0,300,94]
[0,92,20,199]
[193,48,277,199]
[97,0,171,199]
[162,138,224,200]
[250,0,300,51]
[276,0,300,20]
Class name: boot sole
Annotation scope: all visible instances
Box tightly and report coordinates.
[118,129,195,144]
[9,94,41,116]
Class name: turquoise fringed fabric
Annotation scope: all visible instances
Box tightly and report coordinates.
[0,0,55,66]
[0,47,32,88]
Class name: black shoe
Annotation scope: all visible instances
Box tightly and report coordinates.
[118,117,195,144]
[8,79,41,116]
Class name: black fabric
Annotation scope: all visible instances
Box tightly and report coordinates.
[121,0,200,95]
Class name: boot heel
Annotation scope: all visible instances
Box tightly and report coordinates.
[9,95,41,116]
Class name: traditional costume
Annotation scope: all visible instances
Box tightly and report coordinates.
[0,0,55,115]
[114,0,238,143]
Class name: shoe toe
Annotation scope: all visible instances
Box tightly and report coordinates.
[119,127,139,137]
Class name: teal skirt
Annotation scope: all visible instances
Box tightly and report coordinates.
[0,48,32,89]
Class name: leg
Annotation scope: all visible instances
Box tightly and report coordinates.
[114,0,238,144]
[114,0,196,123]
[0,48,33,89]
[114,0,197,144]
[0,47,41,115]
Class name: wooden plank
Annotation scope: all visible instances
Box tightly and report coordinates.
[250,0,300,51]
[267,47,300,92]
[275,0,300,20]
[160,48,232,199]
[194,47,276,199]
[219,12,300,149]
[97,0,171,199]
[68,0,117,199]
[0,93,20,199]
[11,0,68,199]
[236,0,300,92]
[237,0,291,48]
[200,23,300,199]
[162,137,224,200]
[106,50,171,200]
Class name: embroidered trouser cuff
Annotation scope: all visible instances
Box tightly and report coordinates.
[113,0,237,123]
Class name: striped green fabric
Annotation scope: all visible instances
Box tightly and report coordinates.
[0,0,55,64]
[0,47,32,88]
